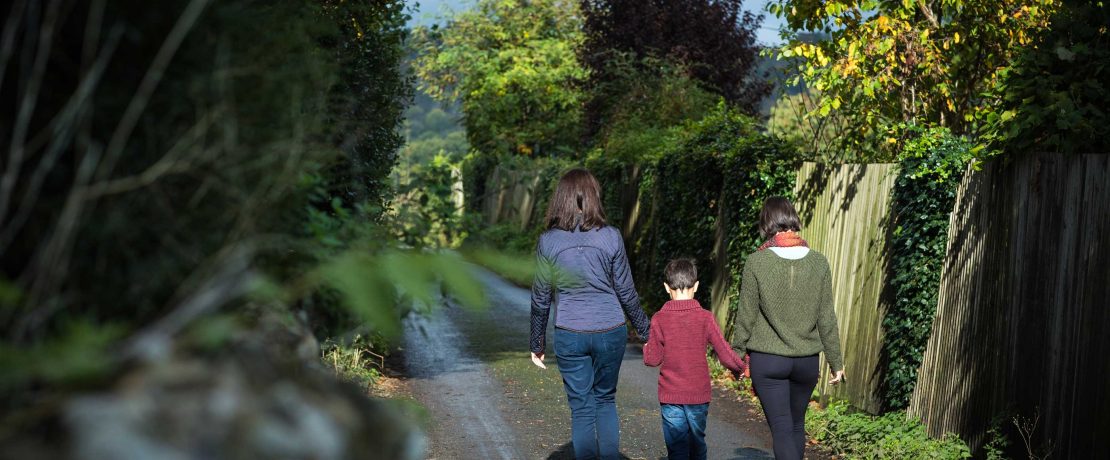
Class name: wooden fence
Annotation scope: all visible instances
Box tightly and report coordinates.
[792,162,899,414]
[480,164,546,231]
[908,154,1110,456]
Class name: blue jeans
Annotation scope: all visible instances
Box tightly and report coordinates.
[660,403,709,460]
[554,324,627,460]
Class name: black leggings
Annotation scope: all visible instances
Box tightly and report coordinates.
[749,352,820,460]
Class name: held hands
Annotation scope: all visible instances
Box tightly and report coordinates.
[829,369,846,385]
[530,352,547,369]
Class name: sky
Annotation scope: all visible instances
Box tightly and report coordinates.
[404,0,787,46]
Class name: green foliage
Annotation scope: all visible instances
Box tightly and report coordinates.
[626,104,799,317]
[462,248,539,287]
[768,0,1057,158]
[719,136,801,335]
[468,222,543,257]
[413,0,587,157]
[401,90,469,167]
[467,154,575,237]
[880,127,973,410]
[460,103,799,324]
[588,55,717,162]
[0,321,126,390]
[707,353,756,397]
[975,0,1110,155]
[318,0,412,212]
[321,334,386,388]
[633,108,755,311]
[0,0,425,399]
[767,88,845,161]
[983,415,1013,460]
[806,400,972,459]
[391,154,467,248]
[315,250,486,334]
[579,0,770,138]
[460,151,501,213]
[582,153,632,227]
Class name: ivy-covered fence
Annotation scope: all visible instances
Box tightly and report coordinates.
[880,128,972,410]
[618,107,799,318]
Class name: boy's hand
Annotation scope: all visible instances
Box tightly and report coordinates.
[530,352,547,369]
[829,370,846,384]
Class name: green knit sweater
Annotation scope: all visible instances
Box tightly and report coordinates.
[730,249,844,371]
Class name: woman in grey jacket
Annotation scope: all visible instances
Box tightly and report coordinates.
[530,168,651,460]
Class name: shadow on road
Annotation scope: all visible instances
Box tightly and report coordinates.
[544,442,773,460]
[728,447,775,459]
[545,442,635,459]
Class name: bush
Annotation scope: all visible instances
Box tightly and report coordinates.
[976,0,1110,155]
[321,334,386,389]
[632,103,799,319]
[391,154,467,248]
[807,400,972,459]
[460,151,500,213]
[0,0,451,412]
[715,113,800,335]
[639,116,741,313]
[880,127,973,410]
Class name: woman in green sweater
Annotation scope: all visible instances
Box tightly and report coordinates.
[731,197,845,460]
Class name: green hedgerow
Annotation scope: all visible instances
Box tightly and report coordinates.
[880,126,974,410]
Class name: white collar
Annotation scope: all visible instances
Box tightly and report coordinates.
[769,246,810,260]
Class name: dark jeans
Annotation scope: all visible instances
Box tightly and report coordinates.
[554,324,627,460]
[660,403,709,460]
[749,352,820,460]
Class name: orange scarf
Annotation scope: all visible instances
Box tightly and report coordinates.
[757,231,808,251]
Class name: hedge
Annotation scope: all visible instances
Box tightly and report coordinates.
[879,127,973,410]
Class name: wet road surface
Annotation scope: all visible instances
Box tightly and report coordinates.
[403,265,781,459]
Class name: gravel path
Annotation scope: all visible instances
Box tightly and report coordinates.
[403,265,783,459]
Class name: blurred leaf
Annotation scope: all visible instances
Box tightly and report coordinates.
[0,320,125,389]
[0,278,22,310]
[185,314,241,350]
[318,253,398,337]
[433,252,487,310]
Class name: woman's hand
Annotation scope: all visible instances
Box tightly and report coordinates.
[530,352,547,369]
[829,369,846,384]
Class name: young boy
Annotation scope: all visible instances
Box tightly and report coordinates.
[644,258,747,460]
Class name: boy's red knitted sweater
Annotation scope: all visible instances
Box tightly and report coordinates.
[643,299,746,404]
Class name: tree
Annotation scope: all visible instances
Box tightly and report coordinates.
[767,88,847,160]
[412,0,587,157]
[319,0,412,212]
[579,0,770,138]
[0,0,410,356]
[590,55,720,162]
[769,0,1057,159]
[976,0,1110,154]
[400,90,469,167]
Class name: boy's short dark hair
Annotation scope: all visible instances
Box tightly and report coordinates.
[664,258,698,290]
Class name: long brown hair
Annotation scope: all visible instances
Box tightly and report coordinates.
[759,196,801,239]
[545,168,607,231]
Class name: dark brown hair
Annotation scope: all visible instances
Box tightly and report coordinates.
[759,196,801,239]
[664,258,698,290]
[545,168,607,231]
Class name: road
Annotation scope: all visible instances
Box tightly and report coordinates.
[402,265,781,459]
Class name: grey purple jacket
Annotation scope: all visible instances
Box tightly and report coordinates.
[530,225,651,353]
